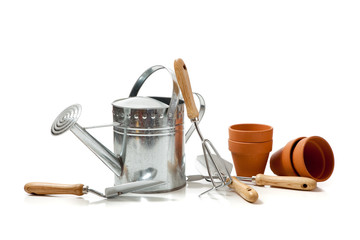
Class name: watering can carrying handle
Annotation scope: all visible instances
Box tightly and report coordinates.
[129,65,179,125]
[129,65,205,142]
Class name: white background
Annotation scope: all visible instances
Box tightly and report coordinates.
[1,0,359,239]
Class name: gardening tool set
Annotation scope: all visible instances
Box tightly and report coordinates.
[25,59,334,203]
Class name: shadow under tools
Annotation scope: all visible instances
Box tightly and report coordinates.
[24,194,90,206]
[311,187,324,193]
[252,199,264,205]
[264,185,324,192]
[24,193,175,206]
[186,181,211,189]
[90,195,176,205]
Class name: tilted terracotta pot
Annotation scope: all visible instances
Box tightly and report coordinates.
[270,136,334,182]
[229,139,273,177]
[270,137,305,176]
[292,136,334,182]
[229,123,273,143]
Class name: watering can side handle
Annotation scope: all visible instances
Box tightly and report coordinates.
[185,93,205,143]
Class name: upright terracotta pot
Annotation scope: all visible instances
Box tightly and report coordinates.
[229,139,273,177]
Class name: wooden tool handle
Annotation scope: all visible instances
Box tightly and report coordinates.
[174,58,199,120]
[24,182,85,196]
[254,174,317,191]
[229,177,258,203]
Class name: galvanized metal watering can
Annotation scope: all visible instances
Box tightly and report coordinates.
[51,65,205,193]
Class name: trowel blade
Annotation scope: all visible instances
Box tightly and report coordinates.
[105,180,164,198]
[195,154,233,177]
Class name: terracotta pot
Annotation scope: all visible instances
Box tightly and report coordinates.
[270,137,305,176]
[229,139,273,177]
[229,123,273,142]
[292,136,334,182]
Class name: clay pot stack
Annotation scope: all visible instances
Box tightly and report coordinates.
[228,124,273,177]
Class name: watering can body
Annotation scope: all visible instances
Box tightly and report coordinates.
[112,97,186,192]
[52,65,205,193]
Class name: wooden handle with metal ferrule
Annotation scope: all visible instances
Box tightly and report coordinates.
[228,177,259,203]
[24,182,85,196]
[174,58,199,120]
[254,174,317,190]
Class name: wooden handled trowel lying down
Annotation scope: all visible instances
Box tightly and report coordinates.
[187,155,317,203]
[24,180,164,199]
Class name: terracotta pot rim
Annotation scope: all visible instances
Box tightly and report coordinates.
[229,123,273,132]
[229,139,273,154]
[229,123,273,142]
[228,139,273,144]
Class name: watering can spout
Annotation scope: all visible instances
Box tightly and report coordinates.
[70,123,123,176]
[51,104,123,177]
